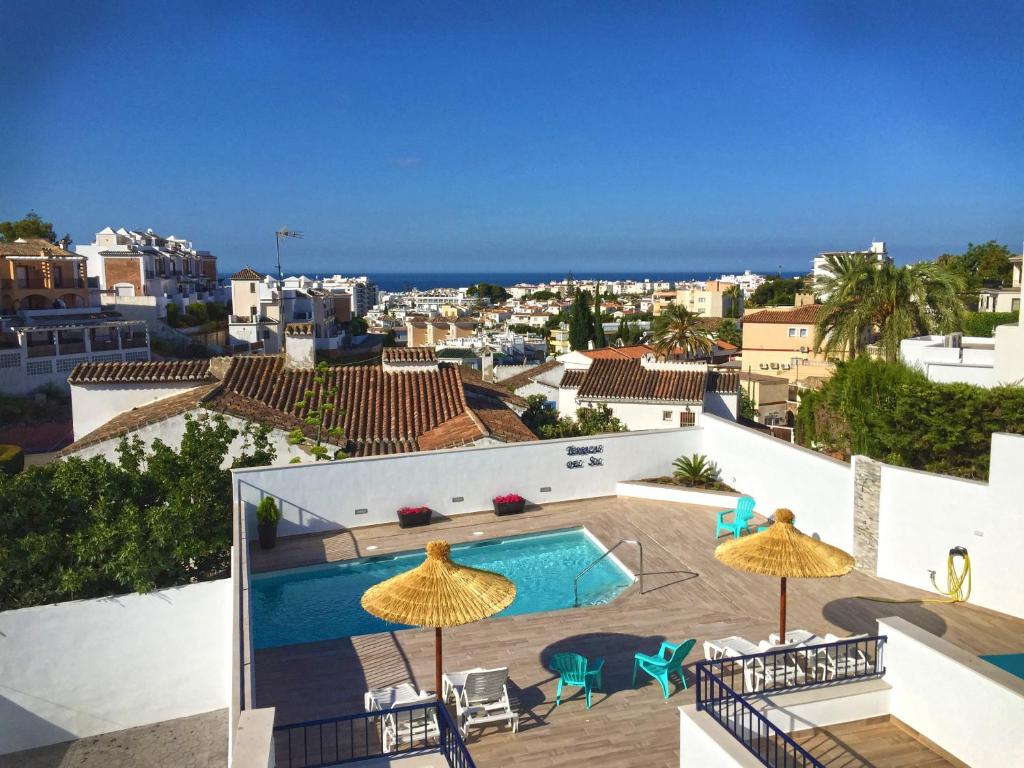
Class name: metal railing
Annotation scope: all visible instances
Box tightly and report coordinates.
[273,702,475,768]
[696,635,886,767]
[574,538,643,607]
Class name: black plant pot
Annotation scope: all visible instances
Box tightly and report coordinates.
[493,499,526,516]
[398,509,433,528]
[258,521,278,549]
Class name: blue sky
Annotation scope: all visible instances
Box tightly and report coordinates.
[2,1,1021,273]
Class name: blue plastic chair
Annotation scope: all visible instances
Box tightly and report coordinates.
[549,652,605,709]
[632,638,696,700]
[715,496,756,538]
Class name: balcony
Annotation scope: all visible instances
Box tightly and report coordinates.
[58,341,86,355]
[121,335,148,349]
[89,336,119,352]
[26,343,55,358]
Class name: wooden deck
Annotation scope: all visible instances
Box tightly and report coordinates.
[791,716,968,767]
[250,497,1024,768]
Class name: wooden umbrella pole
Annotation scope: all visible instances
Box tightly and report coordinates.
[778,581,786,638]
[435,627,443,702]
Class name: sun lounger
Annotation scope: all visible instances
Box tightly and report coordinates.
[455,667,518,737]
[441,666,486,704]
[364,682,430,712]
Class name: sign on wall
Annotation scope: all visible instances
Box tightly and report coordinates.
[566,444,604,469]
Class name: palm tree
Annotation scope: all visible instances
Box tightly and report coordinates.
[724,284,742,318]
[652,304,713,360]
[815,259,966,363]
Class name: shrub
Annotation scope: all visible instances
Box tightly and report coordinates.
[256,497,280,525]
[961,311,1019,338]
[0,445,24,476]
[672,453,720,487]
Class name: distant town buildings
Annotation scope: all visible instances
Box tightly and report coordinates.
[812,241,890,287]
[0,238,88,312]
[977,252,1022,313]
[320,275,379,317]
[740,297,833,384]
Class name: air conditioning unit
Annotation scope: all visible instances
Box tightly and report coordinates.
[799,346,808,353]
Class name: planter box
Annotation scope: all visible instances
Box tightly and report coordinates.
[397,509,433,528]
[493,499,526,516]
[258,522,278,549]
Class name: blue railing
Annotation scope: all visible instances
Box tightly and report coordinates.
[696,635,886,768]
[273,701,475,768]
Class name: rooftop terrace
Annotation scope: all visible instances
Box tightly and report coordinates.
[249,495,1023,768]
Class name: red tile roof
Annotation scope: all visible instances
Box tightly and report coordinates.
[497,359,561,393]
[742,305,820,324]
[707,371,740,394]
[576,359,708,402]
[383,347,437,362]
[68,360,213,384]
[560,369,587,388]
[231,266,263,280]
[579,345,655,360]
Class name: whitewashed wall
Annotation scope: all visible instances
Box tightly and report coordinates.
[0,580,231,755]
[701,414,855,552]
[577,399,705,432]
[71,381,202,440]
[880,617,1024,766]
[234,428,703,536]
[876,433,1024,618]
[66,410,309,468]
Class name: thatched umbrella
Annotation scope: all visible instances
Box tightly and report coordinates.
[715,509,854,640]
[361,540,516,701]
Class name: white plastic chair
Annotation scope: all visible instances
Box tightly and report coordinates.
[456,668,518,737]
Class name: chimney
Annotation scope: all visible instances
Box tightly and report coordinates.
[284,323,316,369]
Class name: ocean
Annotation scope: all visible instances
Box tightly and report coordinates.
[219,270,803,293]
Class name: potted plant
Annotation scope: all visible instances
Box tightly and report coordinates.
[493,493,526,516]
[397,506,433,528]
[256,497,280,549]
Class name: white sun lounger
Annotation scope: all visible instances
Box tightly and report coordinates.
[455,667,518,737]
[441,666,486,704]
[364,682,431,712]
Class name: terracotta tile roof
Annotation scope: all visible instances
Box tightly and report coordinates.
[0,238,79,259]
[707,371,740,393]
[576,359,708,402]
[231,266,263,280]
[497,359,561,393]
[457,366,527,408]
[580,345,655,360]
[715,340,738,351]
[285,323,313,335]
[416,411,489,451]
[59,384,219,455]
[68,360,213,384]
[468,401,538,444]
[560,369,587,388]
[742,305,820,324]
[383,347,437,362]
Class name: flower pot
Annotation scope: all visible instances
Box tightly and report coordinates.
[258,521,278,549]
[493,499,526,516]
[398,509,433,528]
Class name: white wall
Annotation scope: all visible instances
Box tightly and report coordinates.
[71,381,202,440]
[679,705,760,768]
[67,410,310,468]
[876,432,1024,618]
[701,414,855,552]
[577,398,705,432]
[0,580,230,755]
[233,428,704,537]
[880,617,1024,767]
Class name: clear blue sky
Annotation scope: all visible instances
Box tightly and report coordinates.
[2,1,1021,273]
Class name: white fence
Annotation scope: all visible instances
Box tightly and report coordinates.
[234,428,703,536]
[0,580,231,755]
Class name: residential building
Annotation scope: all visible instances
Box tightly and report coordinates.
[0,238,89,312]
[718,269,766,298]
[75,227,218,299]
[62,348,536,462]
[227,268,346,355]
[0,309,149,394]
[740,302,834,383]
[320,275,379,316]
[405,320,478,347]
[813,240,889,283]
[657,280,742,319]
[977,252,1022,313]
[737,370,790,424]
[550,323,572,355]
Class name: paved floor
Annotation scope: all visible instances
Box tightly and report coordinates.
[251,497,1024,768]
[0,710,228,768]
[792,716,967,767]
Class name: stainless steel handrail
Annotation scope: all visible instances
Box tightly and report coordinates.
[573,539,643,607]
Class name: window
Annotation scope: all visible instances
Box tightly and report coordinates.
[249,283,255,293]
[662,410,673,422]
[788,328,797,337]
[799,328,808,338]
[262,329,270,340]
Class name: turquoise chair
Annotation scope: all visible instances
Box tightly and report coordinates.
[715,496,756,538]
[632,638,696,700]
[549,652,605,709]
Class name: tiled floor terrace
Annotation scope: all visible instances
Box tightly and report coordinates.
[250,496,1024,768]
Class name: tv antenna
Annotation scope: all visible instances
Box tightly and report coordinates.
[275,228,303,281]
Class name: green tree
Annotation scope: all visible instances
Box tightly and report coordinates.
[593,282,607,348]
[748,276,805,307]
[672,453,720,487]
[961,311,1019,337]
[528,289,557,301]
[652,304,713,359]
[715,319,742,348]
[467,283,510,303]
[738,388,756,421]
[938,241,1015,290]
[349,317,368,336]
[815,260,966,363]
[724,284,742,318]
[382,329,397,347]
[0,211,57,243]
[569,290,594,351]
[540,403,626,438]
[289,361,347,461]
[521,394,558,437]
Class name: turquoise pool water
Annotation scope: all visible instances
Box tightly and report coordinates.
[250,528,634,649]
[981,653,1024,679]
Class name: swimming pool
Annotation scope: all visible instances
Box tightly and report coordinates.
[250,527,634,649]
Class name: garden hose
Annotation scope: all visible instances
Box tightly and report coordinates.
[857,546,971,605]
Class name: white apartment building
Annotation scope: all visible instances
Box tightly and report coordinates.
[319,275,378,317]
[228,268,346,355]
[978,252,1023,313]
[813,241,889,283]
[718,270,766,298]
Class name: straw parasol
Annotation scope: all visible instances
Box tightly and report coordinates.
[715,509,854,639]
[361,540,516,701]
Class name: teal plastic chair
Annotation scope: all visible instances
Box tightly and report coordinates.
[715,496,756,538]
[632,638,696,700]
[549,652,605,709]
